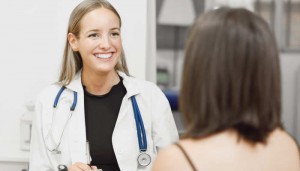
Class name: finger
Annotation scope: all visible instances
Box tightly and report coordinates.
[76,162,91,170]
[68,165,82,171]
[69,162,91,171]
[91,166,98,170]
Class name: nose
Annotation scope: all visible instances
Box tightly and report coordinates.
[98,35,111,50]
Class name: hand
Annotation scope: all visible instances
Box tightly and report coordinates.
[68,162,98,171]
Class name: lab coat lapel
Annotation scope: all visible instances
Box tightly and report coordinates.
[66,71,143,165]
[115,72,140,127]
[66,71,82,92]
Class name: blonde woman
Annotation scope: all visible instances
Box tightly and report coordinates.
[29,0,178,170]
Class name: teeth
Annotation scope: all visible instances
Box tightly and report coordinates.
[95,53,112,59]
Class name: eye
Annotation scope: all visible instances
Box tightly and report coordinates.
[111,32,120,37]
[88,33,99,38]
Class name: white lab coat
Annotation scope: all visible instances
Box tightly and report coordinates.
[29,71,179,171]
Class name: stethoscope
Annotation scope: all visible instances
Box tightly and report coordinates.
[41,86,151,167]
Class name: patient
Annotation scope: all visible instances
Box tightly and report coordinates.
[152,7,300,171]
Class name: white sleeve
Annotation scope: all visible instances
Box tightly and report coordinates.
[150,85,179,152]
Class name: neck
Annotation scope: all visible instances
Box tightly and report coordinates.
[82,70,120,95]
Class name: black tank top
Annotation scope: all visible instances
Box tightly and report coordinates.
[84,79,126,171]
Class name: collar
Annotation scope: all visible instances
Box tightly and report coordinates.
[65,71,83,94]
[117,71,140,99]
[65,70,140,98]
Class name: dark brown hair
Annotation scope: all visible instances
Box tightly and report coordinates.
[180,7,282,143]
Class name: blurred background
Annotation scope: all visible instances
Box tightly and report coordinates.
[156,0,300,142]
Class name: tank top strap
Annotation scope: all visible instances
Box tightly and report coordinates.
[174,142,197,171]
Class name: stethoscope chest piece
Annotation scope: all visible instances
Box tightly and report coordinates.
[131,96,151,167]
[57,164,68,171]
[51,88,152,168]
[51,149,61,155]
[137,152,151,166]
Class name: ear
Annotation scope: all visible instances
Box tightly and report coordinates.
[68,33,79,51]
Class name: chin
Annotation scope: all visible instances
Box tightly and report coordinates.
[95,66,116,74]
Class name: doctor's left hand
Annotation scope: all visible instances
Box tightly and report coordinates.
[68,162,98,171]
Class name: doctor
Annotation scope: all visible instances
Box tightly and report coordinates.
[29,0,178,170]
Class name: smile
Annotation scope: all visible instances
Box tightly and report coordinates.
[95,53,113,59]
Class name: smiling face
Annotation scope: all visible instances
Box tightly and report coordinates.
[68,7,122,75]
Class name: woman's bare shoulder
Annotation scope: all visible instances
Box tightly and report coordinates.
[268,129,300,168]
[152,141,192,171]
[270,129,299,150]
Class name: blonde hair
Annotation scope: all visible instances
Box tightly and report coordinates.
[59,0,129,85]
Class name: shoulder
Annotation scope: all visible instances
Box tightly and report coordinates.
[119,72,159,89]
[152,143,187,171]
[36,83,62,104]
[123,74,166,97]
[137,79,164,95]
[38,83,61,96]
[269,129,299,149]
[266,129,300,168]
[129,76,161,90]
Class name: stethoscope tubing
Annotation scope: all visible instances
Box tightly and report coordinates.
[53,86,77,111]
[131,96,147,151]
[41,87,77,153]
[42,86,148,156]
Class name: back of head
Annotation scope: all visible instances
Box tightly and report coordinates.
[180,7,282,143]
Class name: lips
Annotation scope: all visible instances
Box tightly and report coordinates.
[95,53,113,59]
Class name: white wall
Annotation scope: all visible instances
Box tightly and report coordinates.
[0,0,153,150]
[204,0,255,11]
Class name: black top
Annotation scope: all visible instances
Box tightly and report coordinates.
[84,79,126,171]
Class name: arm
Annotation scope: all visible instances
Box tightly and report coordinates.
[152,145,182,171]
[151,85,179,152]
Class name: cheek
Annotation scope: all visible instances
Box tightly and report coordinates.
[112,39,122,50]
[79,41,95,53]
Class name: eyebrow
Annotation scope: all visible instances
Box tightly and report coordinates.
[85,28,120,34]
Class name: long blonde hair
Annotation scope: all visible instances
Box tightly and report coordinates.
[59,0,129,85]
